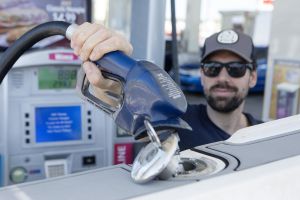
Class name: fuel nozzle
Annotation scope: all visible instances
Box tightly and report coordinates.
[74,43,192,138]
[66,23,194,183]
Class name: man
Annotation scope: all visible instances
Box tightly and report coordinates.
[70,23,262,151]
[178,29,263,150]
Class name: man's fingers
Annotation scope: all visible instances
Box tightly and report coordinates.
[80,28,112,61]
[82,61,104,86]
[89,35,133,61]
[71,22,133,62]
[70,22,101,58]
[82,62,121,91]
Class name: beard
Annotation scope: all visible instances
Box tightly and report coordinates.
[204,82,248,113]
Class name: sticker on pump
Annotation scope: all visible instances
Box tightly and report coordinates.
[114,143,133,165]
[49,53,78,61]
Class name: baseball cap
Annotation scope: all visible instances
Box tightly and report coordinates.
[201,29,255,63]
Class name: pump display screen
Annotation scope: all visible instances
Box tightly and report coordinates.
[38,67,77,89]
[35,106,82,143]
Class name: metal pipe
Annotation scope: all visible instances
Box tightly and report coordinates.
[170,0,180,85]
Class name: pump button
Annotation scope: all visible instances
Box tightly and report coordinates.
[82,155,96,166]
[10,167,28,184]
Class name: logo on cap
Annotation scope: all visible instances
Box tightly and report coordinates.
[217,30,238,44]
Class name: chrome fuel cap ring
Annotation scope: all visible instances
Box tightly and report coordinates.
[144,120,162,147]
[131,121,179,183]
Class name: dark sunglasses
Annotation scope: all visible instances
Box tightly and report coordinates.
[200,61,254,78]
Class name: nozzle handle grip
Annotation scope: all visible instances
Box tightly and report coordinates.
[93,51,136,80]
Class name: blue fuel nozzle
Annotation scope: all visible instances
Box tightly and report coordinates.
[76,50,192,139]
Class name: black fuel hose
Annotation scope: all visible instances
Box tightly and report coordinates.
[0,21,71,84]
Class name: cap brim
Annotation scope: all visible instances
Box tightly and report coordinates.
[202,48,252,63]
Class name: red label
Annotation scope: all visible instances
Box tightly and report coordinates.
[49,53,78,61]
[114,143,133,165]
[263,0,273,5]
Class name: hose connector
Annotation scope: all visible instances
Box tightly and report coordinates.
[65,24,79,40]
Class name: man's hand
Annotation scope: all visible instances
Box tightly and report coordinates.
[70,22,133,62]
[70,22,133,105]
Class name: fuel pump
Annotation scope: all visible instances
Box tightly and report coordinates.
[0,46,115,185]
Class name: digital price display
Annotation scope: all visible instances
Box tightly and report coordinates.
[38,67,77,89]
[35,106,82,143]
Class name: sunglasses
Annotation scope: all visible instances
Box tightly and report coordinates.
[200,61,254,78]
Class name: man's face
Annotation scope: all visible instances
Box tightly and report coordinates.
[200,50,257,113]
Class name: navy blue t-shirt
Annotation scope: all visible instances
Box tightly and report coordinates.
[178,104,263,151]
